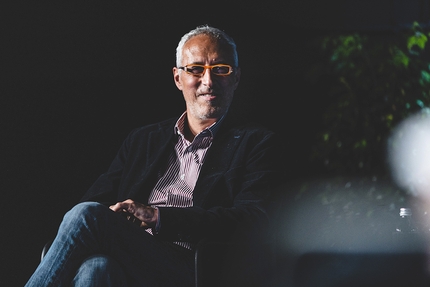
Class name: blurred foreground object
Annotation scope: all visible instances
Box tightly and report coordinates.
[388,108,430,277]
[388,108,430,197]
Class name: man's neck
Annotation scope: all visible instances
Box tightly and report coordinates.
[185,117,217,142]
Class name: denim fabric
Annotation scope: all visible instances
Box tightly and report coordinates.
[72,255,127,287]
[25,202,195,287]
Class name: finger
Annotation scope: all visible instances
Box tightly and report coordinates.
[109,202,127,212]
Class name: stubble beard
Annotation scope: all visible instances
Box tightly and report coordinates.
[190,96,232,120]
[190,103,223,120]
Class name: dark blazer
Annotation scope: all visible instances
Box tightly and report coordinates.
[81,112,282,244]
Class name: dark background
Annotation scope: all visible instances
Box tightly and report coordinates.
[2,1,428,285]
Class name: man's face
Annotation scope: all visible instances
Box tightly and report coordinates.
[173,34,240,121]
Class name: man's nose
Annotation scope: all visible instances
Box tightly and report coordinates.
[201,68,213,87]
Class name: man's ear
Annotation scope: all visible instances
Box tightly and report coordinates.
[173,67,183,90]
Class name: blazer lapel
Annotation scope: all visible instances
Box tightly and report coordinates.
[193,127,245,206]
[129,122,176,203]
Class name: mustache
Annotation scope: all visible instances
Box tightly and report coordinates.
[197,89,216,95]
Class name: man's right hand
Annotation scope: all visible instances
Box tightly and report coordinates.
[109,199,158,228]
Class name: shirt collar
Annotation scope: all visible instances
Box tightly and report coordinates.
[174,111,226,139]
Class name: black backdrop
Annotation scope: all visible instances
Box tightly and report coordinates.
[2,1,425,285]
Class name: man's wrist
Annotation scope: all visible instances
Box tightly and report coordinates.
[143,206,159,228]
[153,207,161,233]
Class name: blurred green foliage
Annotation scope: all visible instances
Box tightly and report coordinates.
[307,22,430,176]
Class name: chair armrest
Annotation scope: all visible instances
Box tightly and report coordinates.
[41,240,52,262]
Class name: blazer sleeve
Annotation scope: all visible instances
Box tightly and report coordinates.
[80,119,175,205]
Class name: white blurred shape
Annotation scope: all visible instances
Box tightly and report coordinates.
[388,109,430,197]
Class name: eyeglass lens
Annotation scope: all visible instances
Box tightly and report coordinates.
[186,65,231,75]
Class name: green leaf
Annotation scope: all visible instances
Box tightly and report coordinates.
[417,99,425,108]
[353,139,367,149]
[407,32,428,50]
[421,70,430,83]
[323,133,330,142]
[392,48,409,67]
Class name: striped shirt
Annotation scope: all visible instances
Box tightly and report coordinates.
[146,112,223,249]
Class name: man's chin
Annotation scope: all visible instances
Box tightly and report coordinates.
[203,108,227,120]
[189,103,229,120]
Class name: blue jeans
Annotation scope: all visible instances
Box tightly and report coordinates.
[25,202,195,287]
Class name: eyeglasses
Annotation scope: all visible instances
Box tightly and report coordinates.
[177,64,233,76]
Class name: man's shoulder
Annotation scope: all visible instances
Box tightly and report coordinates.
[222,113,276,137]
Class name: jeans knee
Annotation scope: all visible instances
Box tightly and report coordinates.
[61,202,107,230]
[65,201,103,219]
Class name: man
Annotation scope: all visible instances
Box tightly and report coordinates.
[25,25,282,287]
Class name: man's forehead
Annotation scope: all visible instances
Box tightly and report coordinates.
[184,35,219,50]
[182,35,233,63]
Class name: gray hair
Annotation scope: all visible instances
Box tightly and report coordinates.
[175,25,239,68]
